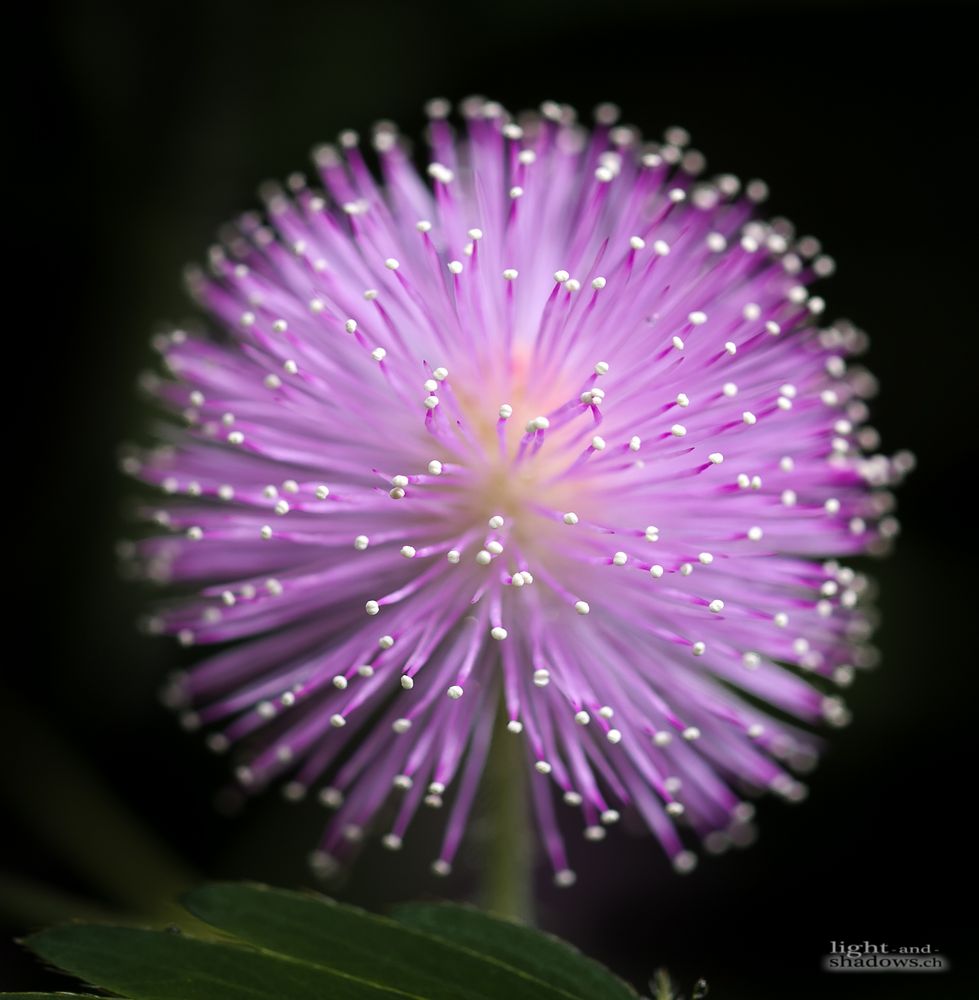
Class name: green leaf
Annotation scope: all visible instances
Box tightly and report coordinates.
[24,925,416,999]
[394,902,639,1000]
[17,884,639,1000]
[185,883,583,1000]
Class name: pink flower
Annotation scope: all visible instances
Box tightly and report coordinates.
[126,98,910,885]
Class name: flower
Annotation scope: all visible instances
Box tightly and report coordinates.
[125,97,911,885]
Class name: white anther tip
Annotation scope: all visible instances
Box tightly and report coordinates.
[673,850,698,874]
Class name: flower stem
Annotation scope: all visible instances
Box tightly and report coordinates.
[481,701,534,924]
[0,690,196,919]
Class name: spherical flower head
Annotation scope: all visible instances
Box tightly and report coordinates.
[125,98,911,884]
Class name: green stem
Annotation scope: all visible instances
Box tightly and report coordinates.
[0,872,118,926]
[480,701,534,923]
[0,688,197,919]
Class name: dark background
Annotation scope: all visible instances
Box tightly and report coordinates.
[10,0,976,996]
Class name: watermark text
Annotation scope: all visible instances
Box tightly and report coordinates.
[822,941,948,973]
